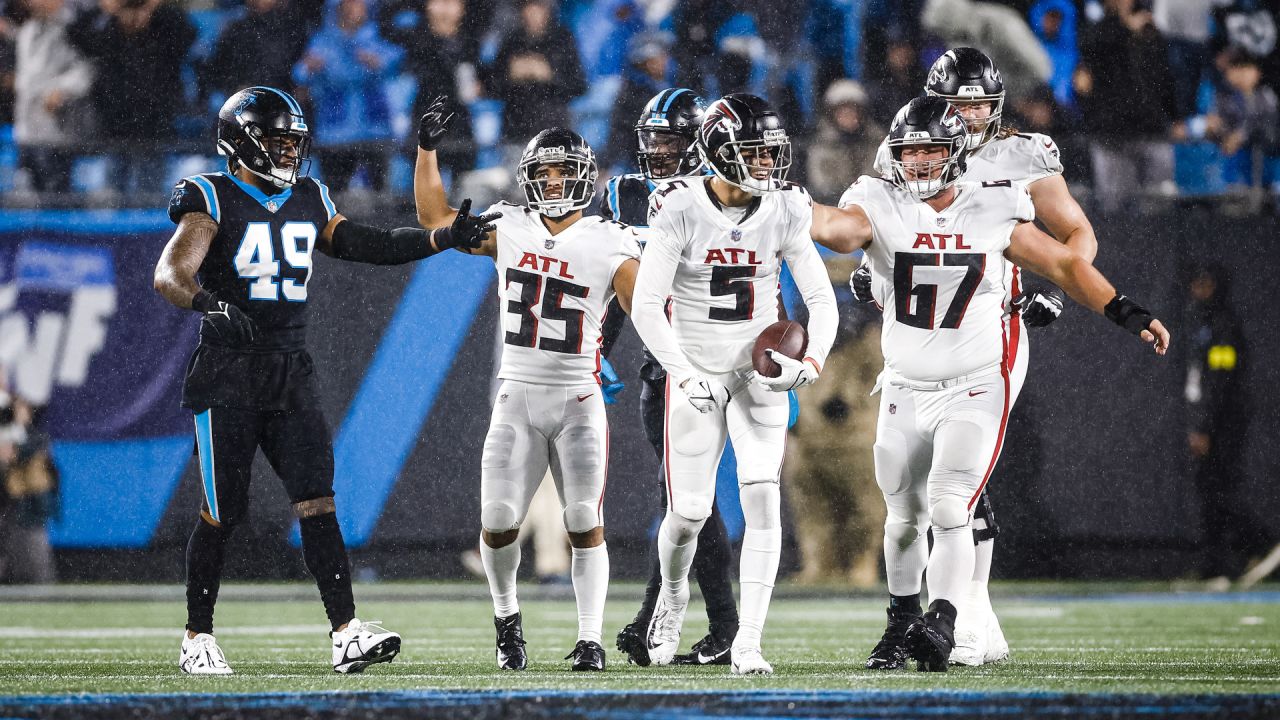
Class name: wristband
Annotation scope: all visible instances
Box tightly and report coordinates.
[1104,294,1154,335]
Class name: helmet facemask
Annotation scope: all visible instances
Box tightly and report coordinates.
[518,145,597,217]
[636,129,701,180]
[888,135,966,200]
[930,89,1004,152]
[220,118,311,189]
[701,129,792,196]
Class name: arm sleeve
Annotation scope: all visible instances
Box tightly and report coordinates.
[599,298,626,359]
[630,221,697,380]
[781,192,838,369]
[330,220,436,265]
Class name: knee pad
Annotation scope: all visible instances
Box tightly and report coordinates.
[883,519,922,551]
[481,501,520,533]
[663,509,706,544]
[560,424,602,477]
[739,481,780,530]
[930,496,971,531]
[482,424,516,469]
[562,500,600,534]
[670,494,712,524]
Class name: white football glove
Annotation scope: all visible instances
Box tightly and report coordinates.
[678,375,726,414]
[755,350,820,392]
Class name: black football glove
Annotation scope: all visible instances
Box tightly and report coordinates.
[1012,286,1065,328]
[438,198,501,252]
[417,95,455,152]
[849,263,874,304]
[192,290,256,347]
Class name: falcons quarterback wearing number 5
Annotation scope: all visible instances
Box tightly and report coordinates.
[415,99,642,672]
[812,96,1170,672]
[630,94,838,675]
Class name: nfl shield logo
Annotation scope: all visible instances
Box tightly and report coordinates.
[936,216,947,226]
[267,200,278,213]
[545,239,556,250]
[889,403,897,414]
[730,228,743,243]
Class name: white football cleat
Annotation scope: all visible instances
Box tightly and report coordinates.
[949,621,986,667]
[984,608,1009,663]
[646,592,688,666]
[332,618,401,674]
[180,632,233,675]
[730,646,773,675]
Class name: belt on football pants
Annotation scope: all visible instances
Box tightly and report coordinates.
[873,362,1004,394]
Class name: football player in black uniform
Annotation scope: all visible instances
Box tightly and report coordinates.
[595,88,741,667]
[154,86,497,675]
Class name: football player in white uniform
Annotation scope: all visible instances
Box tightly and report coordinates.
[849,47,1102,668]
[415,103,642,672]
[811,96,1169,672]
[630,94,839,675]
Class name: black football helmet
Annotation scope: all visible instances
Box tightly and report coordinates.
[634,88,706,179]
[925,48,1005,151]
[517,127,598,217]
[885,96,970,200]
[217,87,311,188]
[697,93,791,195]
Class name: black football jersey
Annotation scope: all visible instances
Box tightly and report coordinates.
[169,172,338,351]
[598,173,656,227]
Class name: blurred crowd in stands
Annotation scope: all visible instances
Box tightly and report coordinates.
[0,0,1276,210]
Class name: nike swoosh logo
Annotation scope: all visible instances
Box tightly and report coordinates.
[577,394,592,402]
[968,390,987,397]
[697,650,728,664]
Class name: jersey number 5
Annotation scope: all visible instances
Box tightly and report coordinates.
[505,268,590,353]
[235,222,315,302]
[709,266,756,321]
[893,252,985,329]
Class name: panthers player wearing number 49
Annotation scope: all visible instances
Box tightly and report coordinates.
[155,87,497,676]
[630,94,838,676]
[415,98,642,672]
[811,96,1170,673]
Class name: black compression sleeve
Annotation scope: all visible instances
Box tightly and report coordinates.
[599,298,626,359]
[330,220,439,265]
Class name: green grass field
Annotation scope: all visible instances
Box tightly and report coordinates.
[1,582,1277,700]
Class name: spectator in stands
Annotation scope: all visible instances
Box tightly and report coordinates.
[806,79,882,203]
[1153,0,1214,121]
[0,387,58,585]
[1007,82,1087,181]
[604,31,673,172]
[866,35,924,128]
[293,0,403,192]
[1030,0,1080,108]
[67,0,195,195]
[486,0,586,155]
[1209,0,1279,91]
[671,0,733,91]
[1208,49,1279,187]
[13,0,94,194]
[1075,0,1178,213]
[202,0,311,108]
[710,13,769,100]
[384,0,480,181]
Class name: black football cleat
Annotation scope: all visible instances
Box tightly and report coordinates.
[566,640,606,671]
[494,613,528,671]
[866,605,919,670]
[672,632,733,666]
[616,620,651,667]
[905,600,957,673]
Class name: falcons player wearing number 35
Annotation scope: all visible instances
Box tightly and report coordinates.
[415,98,642,672]
[630,94,837,675]
[812,96,1170,672]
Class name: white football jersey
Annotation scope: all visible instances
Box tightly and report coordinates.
[839,177,1034,382]
[489,201,641,385]
[636,178,837,376]
[873,131,1063,187]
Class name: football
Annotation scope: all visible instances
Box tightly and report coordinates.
[752,320,808,378]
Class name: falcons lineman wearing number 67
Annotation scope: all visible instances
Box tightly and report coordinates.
[630,93,838,675]
[811,96,1170,672]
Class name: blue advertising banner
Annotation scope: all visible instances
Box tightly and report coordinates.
[0,210,197,547]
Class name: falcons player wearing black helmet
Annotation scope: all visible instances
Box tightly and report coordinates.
[416,99,646,673]
[156,86,496,677]
[810,95,1167,672]
[849,48,1103,668]
[630,93,839,675]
